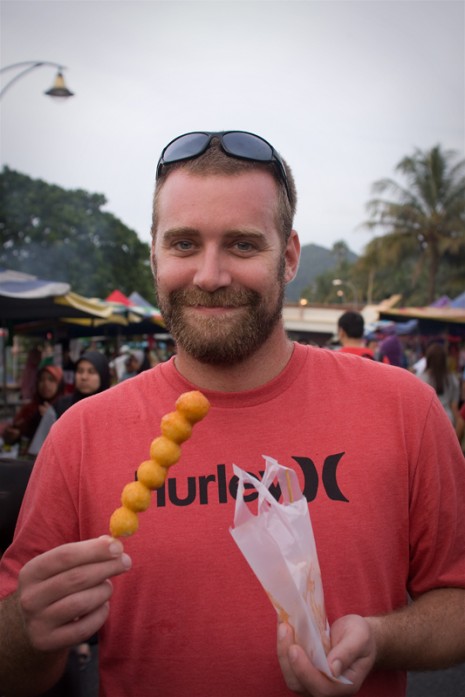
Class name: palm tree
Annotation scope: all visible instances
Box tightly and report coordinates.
[364,145,465,303]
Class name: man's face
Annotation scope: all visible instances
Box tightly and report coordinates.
[152,169,299,366]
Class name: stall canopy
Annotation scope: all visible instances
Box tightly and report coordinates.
[0,274,164,339]
[103,289,164,329]
[0,269,113,324]
[378,291,465,336]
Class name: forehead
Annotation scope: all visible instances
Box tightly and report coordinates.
[156,169,280,231]
[77,360,96,370]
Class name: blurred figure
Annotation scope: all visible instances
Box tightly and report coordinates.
[337,311,376,359]
[120,350,144,381]
[418,342,459,426]
[109,345,131,383]
[379,329,406,367]
[53,351,111,417]
[61,342,76,396]
[456,402,465,452]
[2,366,64,454]
[19,346,42,401]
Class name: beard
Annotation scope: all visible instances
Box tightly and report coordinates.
[155,260,286,366]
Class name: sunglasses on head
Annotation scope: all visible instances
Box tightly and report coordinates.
[156,130,291,203]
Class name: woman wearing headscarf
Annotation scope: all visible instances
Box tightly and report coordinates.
[53,350,111,418]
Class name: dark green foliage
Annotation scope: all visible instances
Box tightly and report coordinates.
[0,167,156,302]
[362,145,465,304]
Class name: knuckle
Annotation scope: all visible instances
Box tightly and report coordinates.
[66,566,89,591]
[20,587,38,616]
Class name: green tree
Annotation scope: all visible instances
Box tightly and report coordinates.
[364,145,465,304]
[0,167,155,301]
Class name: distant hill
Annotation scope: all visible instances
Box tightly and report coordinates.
[285,243,358,302]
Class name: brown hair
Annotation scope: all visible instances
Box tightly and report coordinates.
[425,342,450,395]
[151,136,297,244]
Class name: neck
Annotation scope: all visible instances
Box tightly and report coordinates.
[173,323,294,391]
[341,338,365,348]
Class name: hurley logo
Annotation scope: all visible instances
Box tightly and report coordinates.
[148,453,349,508]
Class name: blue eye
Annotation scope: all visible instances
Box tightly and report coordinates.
[174,240,194,251]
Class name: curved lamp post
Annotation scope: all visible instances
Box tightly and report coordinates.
[0,61,74,100]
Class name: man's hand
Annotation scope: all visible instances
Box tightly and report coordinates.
[277,615,377,696]
[17,535,132,652]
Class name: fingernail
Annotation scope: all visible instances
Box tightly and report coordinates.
[277,623,288,641]
[331,659,342,677]
[121,553,132,569]
[109,540,123,555]
[289,645,299,664]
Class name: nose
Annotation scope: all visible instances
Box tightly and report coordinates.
[193,246,231,292]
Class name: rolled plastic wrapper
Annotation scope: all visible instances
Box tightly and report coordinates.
[230,455,351,685]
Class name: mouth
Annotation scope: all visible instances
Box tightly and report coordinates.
[186,304,245,316]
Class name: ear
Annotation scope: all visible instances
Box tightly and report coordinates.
[284,229,300,284]
[150,239,157,277]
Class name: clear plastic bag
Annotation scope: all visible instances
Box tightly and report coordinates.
[230,455,350,684]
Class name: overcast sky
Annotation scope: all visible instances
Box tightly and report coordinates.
[1,0,464,256]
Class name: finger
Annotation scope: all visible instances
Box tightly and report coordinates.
[277,622,305,692]
[21,536,127,583]
[19,538,131,617]
[26,577,113,651]
[34,577,115,632]
[326,615,373,681]
[30,597,111,652]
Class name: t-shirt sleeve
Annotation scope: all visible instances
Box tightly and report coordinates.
[407,394,465,597]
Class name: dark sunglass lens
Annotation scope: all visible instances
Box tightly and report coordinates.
[162,133,211,164]
[222,132,273,161]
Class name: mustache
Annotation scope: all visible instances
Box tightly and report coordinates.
[169,288,260,308]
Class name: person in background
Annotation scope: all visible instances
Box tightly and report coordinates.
[0,130,464,697]
[53,350,111,418]
[60,342,76,396]
[378,328,406,367]
[337,311,376,359]
[119,349,144,381]
[456,401,465,453]
[139,346,154,372]
[19,346,42,402]
[2,365,64,454]
[417,342,460,426]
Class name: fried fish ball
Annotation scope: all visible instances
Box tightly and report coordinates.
[160,411,193,444]
[109,390,211,538]
[175,390,210,424]
[149,436,181,468]
[109,506,139,538]
[121,481,151,512]
[137,459,168,490]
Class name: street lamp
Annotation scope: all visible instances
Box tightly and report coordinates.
[332,278,360,306]
[0,61,74,100]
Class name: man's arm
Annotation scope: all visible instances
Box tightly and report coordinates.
[367,587,465,670]
[277,587,465,697]
[0,592,69,696]
[0,536,131,696]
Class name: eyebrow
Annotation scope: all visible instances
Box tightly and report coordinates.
[161,227,268,242]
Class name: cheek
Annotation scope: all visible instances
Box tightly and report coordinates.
[156,258,195,293]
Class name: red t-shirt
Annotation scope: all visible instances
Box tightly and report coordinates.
[1,344,464,697]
